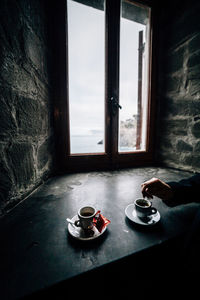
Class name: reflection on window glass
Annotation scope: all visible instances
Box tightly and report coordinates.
[119,1,150,152]
[68,0,105,154]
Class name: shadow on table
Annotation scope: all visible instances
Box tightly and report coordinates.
[125,215,163,233]
[66,226,110,249]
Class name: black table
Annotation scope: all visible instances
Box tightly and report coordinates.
[0,167,199,299]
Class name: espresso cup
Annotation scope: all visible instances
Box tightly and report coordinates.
[74,206,96,231]
[134,198,157,219]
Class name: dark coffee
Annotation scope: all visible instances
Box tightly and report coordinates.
[136,199,150,208]
[81,212,93,217]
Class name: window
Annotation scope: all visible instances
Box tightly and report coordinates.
[68,0,105,154]
[119,0,150,152]
[55,0,155,171]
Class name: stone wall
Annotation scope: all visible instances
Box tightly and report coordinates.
[155,0,200,172]
[0,0,54,215]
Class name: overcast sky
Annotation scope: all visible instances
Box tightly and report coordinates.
[68,0,145,136]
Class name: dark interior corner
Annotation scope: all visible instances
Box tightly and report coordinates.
[1,0,200,299]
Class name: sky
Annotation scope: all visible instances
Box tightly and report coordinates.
[67,0,145,136]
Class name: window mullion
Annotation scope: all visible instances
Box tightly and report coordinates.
[105,0,121,163]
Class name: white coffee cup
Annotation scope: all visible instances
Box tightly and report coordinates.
[74,206,96,230]
[134,198,157,219]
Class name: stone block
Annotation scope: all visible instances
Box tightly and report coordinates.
[188,33,200,54]
[37,137,53,170]
[190,101,200,116]
[192,121,200,138]
[184,155,200,169]
[0,56,38,97]
[165,47,184,74]
[17,0,47,42]
[24,26,48,78]
[0,88,17,138]
[194,141,200,152]
[16,96,48,136]
[187,79,200,96]
[160,98,190,117]
[191,156,200,169]
[176,140,193,152]
[159,137,173,150]
[194,116,200,122]
[169,98,200,117]
[187,65,200,80]
[8,141,34,188]
[0,31,49,101]
[187,51,200,68]
[0,144,13,205]
[164,75,182,93]
[157,151,180,166]
[162,119,188,136]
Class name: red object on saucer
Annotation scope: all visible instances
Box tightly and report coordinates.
[93,210,111,233]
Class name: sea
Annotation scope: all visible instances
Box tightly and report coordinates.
[70,135,138,154]
[71,135,104,154]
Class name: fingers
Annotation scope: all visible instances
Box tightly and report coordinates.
[141,177,173,200]
[142,189,153,199]
[141,185,153,199]
[141,177,159,199]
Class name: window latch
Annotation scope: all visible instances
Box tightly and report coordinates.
[110,97,122,115]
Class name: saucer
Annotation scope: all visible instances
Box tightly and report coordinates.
[67,215,107,241]
[125,204,160,226]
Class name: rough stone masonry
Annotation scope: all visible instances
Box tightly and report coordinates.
[156,0,200,173]
[0,0,54,215]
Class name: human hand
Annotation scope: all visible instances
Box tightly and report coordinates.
[141,177,174,200]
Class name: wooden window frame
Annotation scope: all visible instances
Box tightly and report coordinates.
[53,0,157,172]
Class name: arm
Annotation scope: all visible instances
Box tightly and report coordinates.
[141,174,200,207]
[166,173,200,206]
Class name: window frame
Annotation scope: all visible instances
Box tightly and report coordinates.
[53,0,156,172]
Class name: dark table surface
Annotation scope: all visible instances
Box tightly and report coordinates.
[0,167,199,299]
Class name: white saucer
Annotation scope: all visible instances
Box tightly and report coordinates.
[67,215,107,241]
[125,204,160,226]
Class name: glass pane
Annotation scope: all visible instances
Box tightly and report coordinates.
[119,1,150,152]
[68,0,105,154]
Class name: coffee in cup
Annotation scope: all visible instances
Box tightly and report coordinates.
[74,206,96,231]
[134,198,157,219]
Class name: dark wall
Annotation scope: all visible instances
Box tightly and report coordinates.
[155,0,200,172]
[0,0,55,215]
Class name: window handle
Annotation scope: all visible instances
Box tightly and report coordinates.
[110,97,122,115]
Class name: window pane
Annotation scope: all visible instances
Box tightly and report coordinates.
[119,1,150,152]
[68,0,105,154]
